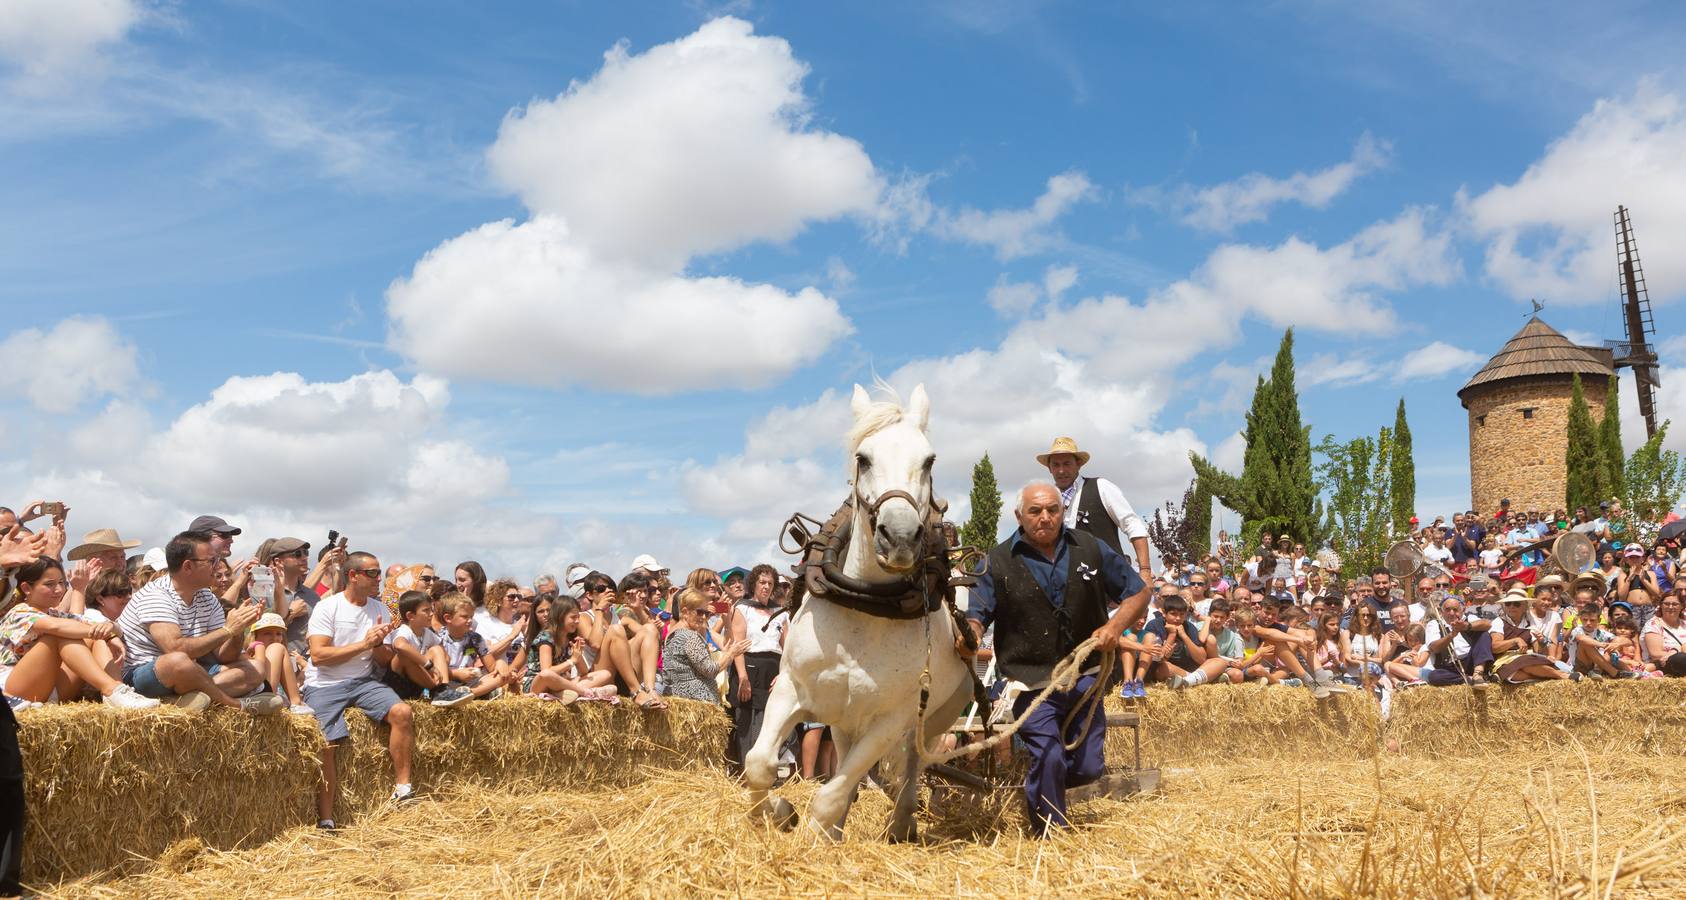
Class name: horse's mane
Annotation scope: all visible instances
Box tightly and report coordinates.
[846,383,908,454]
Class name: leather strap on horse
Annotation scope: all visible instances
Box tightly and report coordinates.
[782,499,956,622]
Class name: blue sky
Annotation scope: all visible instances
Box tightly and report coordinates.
[4,0,1686,578]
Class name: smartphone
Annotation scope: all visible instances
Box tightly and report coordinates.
[337,535,349,551]
[42,501,65,518]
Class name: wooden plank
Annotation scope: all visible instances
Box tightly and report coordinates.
[1105,712,1138,728]
[1068,769,1160,803]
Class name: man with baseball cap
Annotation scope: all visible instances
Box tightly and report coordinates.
[261,537,320,655]
[1036,437,1151,580]
[188,515,241,559]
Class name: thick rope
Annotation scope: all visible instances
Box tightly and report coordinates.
[917,636,1114,767]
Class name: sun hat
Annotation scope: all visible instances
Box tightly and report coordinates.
[141,547,166,571]
[1035,436,1091,467]
[1534,574,1566,589]
[1501,586,1530,604]
[1623,545,1645,558]
[253,613,286,633]
[630,554,668,575]
[66,527,143,561]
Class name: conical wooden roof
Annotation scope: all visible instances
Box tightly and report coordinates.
[1458,317,1614,404]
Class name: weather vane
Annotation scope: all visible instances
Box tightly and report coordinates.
[1530,298,1545,315]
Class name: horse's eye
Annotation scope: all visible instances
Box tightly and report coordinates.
[855,454,870,470]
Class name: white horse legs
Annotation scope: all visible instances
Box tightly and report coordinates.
[744,676,803,830]
[807,722,904,841]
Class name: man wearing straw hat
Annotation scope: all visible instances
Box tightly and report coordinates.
[1037,437,1152,580]
[66,527,142,571]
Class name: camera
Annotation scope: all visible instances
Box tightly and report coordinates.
[42,501,65,518]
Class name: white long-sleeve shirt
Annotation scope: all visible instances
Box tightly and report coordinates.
[1060,475,1149,541]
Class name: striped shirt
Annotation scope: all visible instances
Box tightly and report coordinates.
[116,577,228,671]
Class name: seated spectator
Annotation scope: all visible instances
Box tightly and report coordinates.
[1607,620,1654,676]
[1142,595,1226,690]
[115,531,282,714]
[0,558,157,710]
[383,590,450,701]
[1382,623,1430,685]
[1525,582,1565,661]
[1200,598,1245,684]
[67,566,134,682]
[662,589,749,704]
[1250,598,1336,695]
[1313,612,1343,674]
[301,550,416,828]
[1615,545,1662,629]
[1640,588,1686,676]
[1569,596,1633,678]
[430,593,515,707]
[1342,606,1385,686]
[577,570,667,708]
[525,596,614,699]
[1422,595,1495,686]
[1114,610,1151,698]
[1489,588,1569,683]
[247,612,310,714]
[474,579,527,668]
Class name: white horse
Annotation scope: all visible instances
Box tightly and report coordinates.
[744,383,974,842]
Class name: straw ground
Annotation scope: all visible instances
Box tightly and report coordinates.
[52,680,1686,898]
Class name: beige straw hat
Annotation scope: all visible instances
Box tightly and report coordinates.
[1035,436,1091,467]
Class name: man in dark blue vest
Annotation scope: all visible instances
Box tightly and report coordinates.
[962,481,1150,835]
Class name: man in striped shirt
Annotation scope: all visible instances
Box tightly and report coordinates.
[115,530,284,714]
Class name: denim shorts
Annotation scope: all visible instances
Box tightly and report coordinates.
[123,659,225,699]
[302,678,402,742]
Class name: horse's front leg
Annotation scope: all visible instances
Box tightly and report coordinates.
[887,729,923,843]
[744,676,802,831]
[808,720,903,842]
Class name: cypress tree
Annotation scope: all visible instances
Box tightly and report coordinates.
[1564,374,1601,511]
[960,452,1002,550]
[1391,397,1415,536]
[1597,374,1624,501]
[1186,478,1212,558]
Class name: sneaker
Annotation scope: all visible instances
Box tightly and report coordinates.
[172,691,212,713]
[102,684,161,710]
[430,686,473,708]
[1569,671,1584,682]
[239,692,286,715]
[1253,676,1269,686]
[1129,680,1145,699]
[1310,681,1333,700]
[5,697,42,712]
[1281,677,1303,688]
[1166,674,1188,691]
[289,703,316,715]
[317,819,336,831]
[389,784,417,804]
[1616,670,1640,680]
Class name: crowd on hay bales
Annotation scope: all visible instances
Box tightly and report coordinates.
[1,495,1685,819]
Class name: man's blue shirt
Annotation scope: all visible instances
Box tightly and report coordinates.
[966,526,1144,631]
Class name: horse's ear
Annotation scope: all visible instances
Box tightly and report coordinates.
[851,384,872,419]
[907,383,930,431]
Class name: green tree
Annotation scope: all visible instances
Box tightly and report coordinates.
[1190,329,1320,549]
[1618,421,1686,545]
[1186,477,1212,558]
[959,452,1002,550]
[1390,398,1415,535]
[1564,374,1602,511]
[1598,374,1625,501]
[1315,426,1395,580]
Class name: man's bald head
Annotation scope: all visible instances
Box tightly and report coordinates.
[1017,481,1061,514]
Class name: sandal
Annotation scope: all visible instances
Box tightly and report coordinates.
[634,689,668,710]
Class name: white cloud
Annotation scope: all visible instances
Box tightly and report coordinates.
[1303,353,1379,388]
[933,170,1097,259]
[1617,365,1686,459]
[486,16,880,271]
[1462,80,1686,304]
[825,256,856,292]
[1137,134,1391,233]
[0,315,139,412]
[1043,264,1078,301]
[389,18,867,393]
[387,217,850,393]
[987,275,1041,317]
[1396,341,1486,380]
[0,0,140,93]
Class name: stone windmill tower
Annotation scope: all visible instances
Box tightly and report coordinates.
[1458,317,1616,516]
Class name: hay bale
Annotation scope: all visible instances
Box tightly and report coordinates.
[1114,684,1381,764]
[17,704,322,883]
[15,696,728,886]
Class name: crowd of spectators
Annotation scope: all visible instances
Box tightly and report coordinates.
[1117,500,1686,699]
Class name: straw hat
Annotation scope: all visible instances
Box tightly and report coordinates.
[1571,572,1607,596]
[66,528,142,561]
[1500,586,1531,604]
[1036,436,1091,467]
[253,612,286,633]
[1534,574,1566,589]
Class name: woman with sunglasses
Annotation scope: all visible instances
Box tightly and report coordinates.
[1640,587,1686,677]
[66,567,136,682]
[663,589,749,704]
[1490,588,1570,684]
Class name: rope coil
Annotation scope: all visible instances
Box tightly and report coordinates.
[917,636,1115,767]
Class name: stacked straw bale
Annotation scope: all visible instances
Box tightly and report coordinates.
[16,696,727,884]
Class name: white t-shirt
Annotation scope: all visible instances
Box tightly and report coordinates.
[387,622,441,654]
[1640,617,1686,662]
[1423,545,1452,565]
[1480,549,1502,574]
[303,592,391,689]
[1423,614,1483,660]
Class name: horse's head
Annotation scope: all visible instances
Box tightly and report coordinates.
[849,383,934,575]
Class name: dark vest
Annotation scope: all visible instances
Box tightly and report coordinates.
[1074,477,1124,556]
[988,530,1110,686]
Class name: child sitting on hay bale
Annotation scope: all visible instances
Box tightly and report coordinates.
[525,596,616,701]
[384,591,450,701]
[431,593,515,707]
[246,612,311,714]
[0,558,158,711]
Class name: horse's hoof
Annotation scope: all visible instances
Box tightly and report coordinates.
[887,823,919,844]
[754,796,798,831]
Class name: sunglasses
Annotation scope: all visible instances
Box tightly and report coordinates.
[351,567,382,579]
[1189,580,1207,586]
[417,575,437,583]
